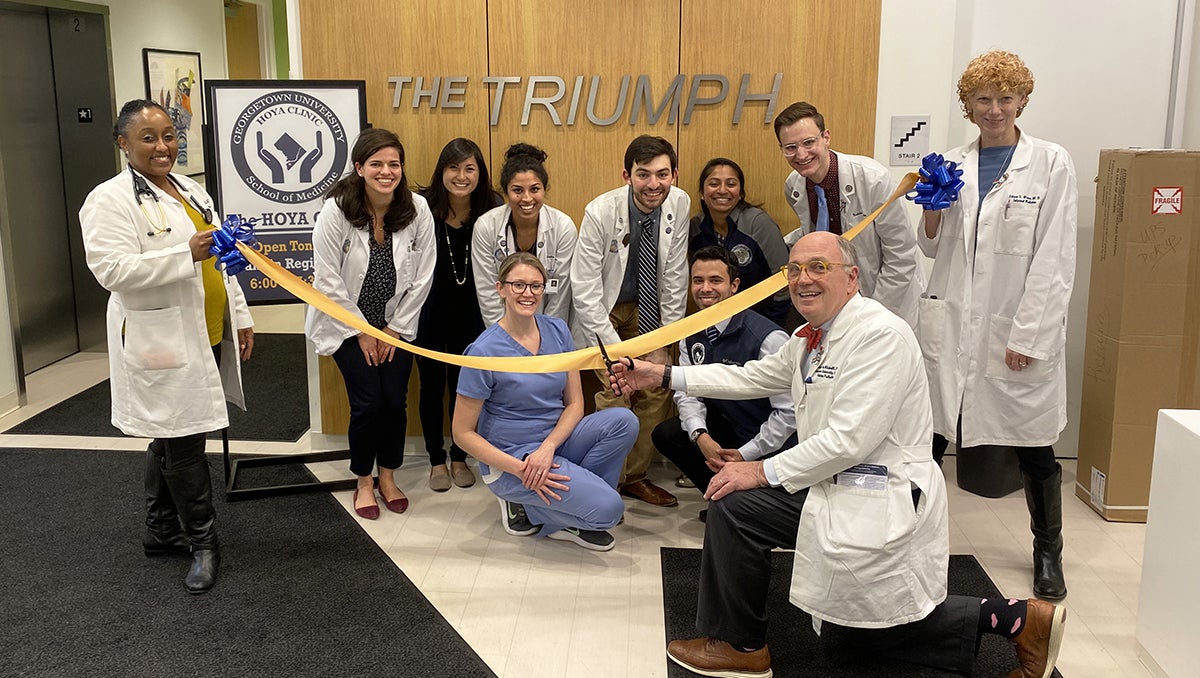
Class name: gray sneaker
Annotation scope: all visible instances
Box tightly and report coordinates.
[547,526,615,552]
[498,498,538,536]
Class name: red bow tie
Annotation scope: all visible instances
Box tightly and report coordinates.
[796,325,823,351]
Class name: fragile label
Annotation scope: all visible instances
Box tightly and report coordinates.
[1152,187,1182,215]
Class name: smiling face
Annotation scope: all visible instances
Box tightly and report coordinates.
[356,146,402,201]
[442,156,480,201]
[496,262,546,319]
[689,258,739,310]
[787,232,858,328]
[969,87,1027,146]
[623,154,676,212]
[777,117,831,183]
[701,165,743,221]
[505,170,545,226]
[117,107,178,182]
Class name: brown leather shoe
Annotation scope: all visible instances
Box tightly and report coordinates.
[667,637,772,678]
[619,479,678,507]
[1008,598,1066,678]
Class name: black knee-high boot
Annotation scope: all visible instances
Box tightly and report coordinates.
[1022,464,1067,601]
[160,435,220,594]
[143,440,189,556]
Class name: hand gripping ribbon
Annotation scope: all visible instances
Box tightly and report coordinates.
[908,152,964,211]
[209,215,257,276]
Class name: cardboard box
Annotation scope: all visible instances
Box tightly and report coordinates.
[1078,149,1200,522]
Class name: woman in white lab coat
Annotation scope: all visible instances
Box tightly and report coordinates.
[305,128,436,520]
[79,99,255,594]
[471,143,576,326]
[918,51,1077,601]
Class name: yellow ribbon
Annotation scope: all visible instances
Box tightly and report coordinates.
[238,172,919,373]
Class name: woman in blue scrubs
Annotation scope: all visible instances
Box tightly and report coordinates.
[453,252,636,551]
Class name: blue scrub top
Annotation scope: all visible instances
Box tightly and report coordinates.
[457,315,575,477]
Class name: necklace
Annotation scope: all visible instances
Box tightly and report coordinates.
[445,223,470,286]
[990,140,1019,188]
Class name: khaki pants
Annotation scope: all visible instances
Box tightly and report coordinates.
[593,302,674,485]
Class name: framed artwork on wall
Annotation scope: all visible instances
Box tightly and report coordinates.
[142,48,205,176]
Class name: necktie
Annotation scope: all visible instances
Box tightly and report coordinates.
[636,216,660,335]
[796,324,823,352]
[705,327,720,343]
[814,184,830,232]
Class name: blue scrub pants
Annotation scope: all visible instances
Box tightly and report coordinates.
[488,408,637,537]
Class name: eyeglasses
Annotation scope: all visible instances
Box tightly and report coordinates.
[501,280,546,294]
[783,261,847,281]
[779,136,823,157]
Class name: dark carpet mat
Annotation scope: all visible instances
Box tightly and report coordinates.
[661,547,1064,677]
[0,448,495,678]
[5,333,309,442]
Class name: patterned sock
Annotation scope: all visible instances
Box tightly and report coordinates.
[977,597,1029,640]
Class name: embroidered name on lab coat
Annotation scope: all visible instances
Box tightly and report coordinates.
[813,364,838,380]
[1009,194,1041,205]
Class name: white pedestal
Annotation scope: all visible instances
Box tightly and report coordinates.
[1136,410,1200,678]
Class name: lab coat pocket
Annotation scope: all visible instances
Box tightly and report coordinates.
[995,203,1039,256]
[984,314,1053,383]
[825,483,889,550]
[916,296,948,362]
[123,308,186,371]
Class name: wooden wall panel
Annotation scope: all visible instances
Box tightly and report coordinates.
[299,0,491,184]
[679,0,881,239]
[298,0,881,437]
[486,0,682,223]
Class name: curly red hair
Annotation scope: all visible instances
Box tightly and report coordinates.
[956,50,1035,121]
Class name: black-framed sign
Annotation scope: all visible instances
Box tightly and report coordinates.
[143,48,205,176]
[205,80,367,304]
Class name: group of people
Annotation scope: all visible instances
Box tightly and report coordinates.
[79,47,1073,677]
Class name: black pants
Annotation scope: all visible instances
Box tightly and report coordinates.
[932,434,1058,481]
[652,415,742,494]
[332,337,413,477]
[415,338,471,466]
[698,486,978,675]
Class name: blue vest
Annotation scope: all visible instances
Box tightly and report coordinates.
[684,311,795,451]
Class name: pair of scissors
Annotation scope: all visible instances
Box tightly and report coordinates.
[596,334,633,396]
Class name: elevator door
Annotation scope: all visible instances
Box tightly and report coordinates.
[0,4,112,375]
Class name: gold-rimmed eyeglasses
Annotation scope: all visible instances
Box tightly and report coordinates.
[783,261,847,281]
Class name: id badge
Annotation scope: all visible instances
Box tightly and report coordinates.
[545,277,560,295]
[835,463,887,491]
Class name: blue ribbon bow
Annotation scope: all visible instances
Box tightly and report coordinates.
[908,153,965,211]
[209,215,257,276]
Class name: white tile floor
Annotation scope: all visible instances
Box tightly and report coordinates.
[0,351,1151,678]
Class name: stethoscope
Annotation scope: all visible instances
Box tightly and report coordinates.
[131,167,213,236]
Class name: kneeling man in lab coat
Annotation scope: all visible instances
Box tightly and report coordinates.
[611,231,1064,678]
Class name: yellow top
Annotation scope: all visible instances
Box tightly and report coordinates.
[183,201,227,347]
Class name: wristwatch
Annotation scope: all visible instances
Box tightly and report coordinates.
[690,428,707,444]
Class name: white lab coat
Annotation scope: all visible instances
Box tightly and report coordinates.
[917,131,1077,447]
[681,294,949,628]
[305,195,436,355]
[79,169,253,439]
[784,152,924,329]
[570,185,690,348]
[471,203,577,326]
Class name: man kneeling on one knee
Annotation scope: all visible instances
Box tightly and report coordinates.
[611,231,1065,678]
[652,246,796,517]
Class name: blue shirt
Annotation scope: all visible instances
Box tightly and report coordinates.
[457,314,575,481]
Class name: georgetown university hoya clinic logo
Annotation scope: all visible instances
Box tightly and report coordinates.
[230,91,349,204]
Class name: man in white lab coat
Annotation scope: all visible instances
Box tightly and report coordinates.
[776,101,923,329]
[571,135,691,508]
[611,232,1065,678]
